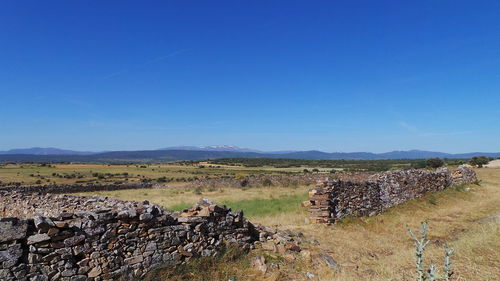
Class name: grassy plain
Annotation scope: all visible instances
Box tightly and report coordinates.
[0,158,448,186]
[74,186,309,217]
[3,162,499,280]
[0,162,290,186]
[74,168,500,281]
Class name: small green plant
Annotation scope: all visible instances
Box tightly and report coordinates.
[443,245,455,281]
[472,179,481,186]
[407,222,455,281]
[427,196,437,205]
[453,183,467,192]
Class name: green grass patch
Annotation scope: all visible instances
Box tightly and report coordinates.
[169,193,308,217]
[221,193,307,217]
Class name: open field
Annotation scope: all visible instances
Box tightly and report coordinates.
[0,158,471,187]
[2,162,498,280]
[485,159,500,168]
[73,185,310,216]
[0,162,287,186]
[74,167,500,281]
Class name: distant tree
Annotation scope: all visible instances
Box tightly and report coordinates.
[426,158,445,168]
[312,168,320,173]
[469,156,490,168]
[303,169,310,173]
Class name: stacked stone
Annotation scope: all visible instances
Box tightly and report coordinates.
[327,179,382,219]
[308,167,477,224]
[375,168,452,210]
[0,197,258,280]
[451,165,477,184]
[1,192,156,219]
[0,183,153,194]
[308,179,334,224]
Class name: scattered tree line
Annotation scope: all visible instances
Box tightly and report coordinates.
[207,156,494,171]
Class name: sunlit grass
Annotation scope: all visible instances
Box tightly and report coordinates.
[73,168,500,280]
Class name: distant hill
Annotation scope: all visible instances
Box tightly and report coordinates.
[0,147,498,163]
[0,147,94,155]
[160,145,261,153]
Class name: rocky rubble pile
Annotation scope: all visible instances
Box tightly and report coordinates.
[0,194,260,281]
[308,167,477,224]
[0,191,161,219]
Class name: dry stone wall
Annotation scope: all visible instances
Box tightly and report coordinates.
[0,183,153,195]
[309,166,477,224]
[0,192,259,281]
[451,165,477,185]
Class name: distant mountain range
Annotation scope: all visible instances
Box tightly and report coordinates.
[0,146,498,163]
[160,145,262,153]
[0,147,94,155]
[160,145,296,154]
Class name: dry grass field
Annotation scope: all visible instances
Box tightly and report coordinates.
[0,163,292,186]
[74,167,500,281]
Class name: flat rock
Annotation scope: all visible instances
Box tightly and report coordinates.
[27,233,51,245]
[64,235,86,247]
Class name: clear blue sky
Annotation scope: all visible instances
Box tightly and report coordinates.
[1,1,499,153]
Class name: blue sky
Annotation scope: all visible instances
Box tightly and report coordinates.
[1,1,499,153]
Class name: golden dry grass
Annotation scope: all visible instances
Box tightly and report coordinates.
[79,168,500,280]
[248,168,500,281]
[0,162,288,186]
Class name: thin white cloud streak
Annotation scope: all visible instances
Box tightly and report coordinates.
[398,121,472,137]
[103,49,188,79]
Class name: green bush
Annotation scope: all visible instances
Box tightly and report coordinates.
[469,156,490,168]
[426,158,445,168]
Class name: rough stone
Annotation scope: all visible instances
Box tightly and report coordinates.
[319,253,339,270]
[63,235,85,247]
[0,218,28,242]
[252,255,267,273]
[308,167,477,223]
[0,191,265,280]
[87,266,101,278]
[27,234,51,245]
